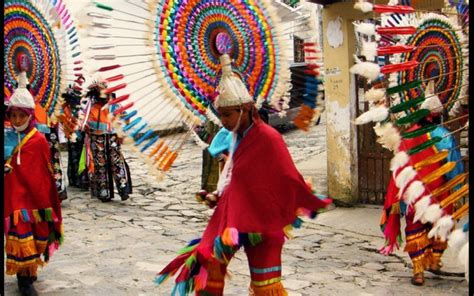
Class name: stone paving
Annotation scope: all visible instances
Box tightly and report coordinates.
[4,121,468,295]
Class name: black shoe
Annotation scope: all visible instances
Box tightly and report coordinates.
[17,275,38,296]
[59,191,68,201]
[100,198,112,203]
[19,283,38,296]
[120,194,129,201]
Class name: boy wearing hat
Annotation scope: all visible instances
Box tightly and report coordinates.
[156,54,332,295]
[4,71,64,296]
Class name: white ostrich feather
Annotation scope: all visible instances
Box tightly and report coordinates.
[361,41,378,62]
[403,180,425,205]
[421,203,443,224]
[350,55,381,81]
[354,105,388,125]
[428,215,454,241]
[390,151,409,173]
[375,124,401,152]
[458,242,469,281]
[448,228,468,252]
[364,88,385,102]
[354,0,373,13]
[413,195,431,222]
[354,22,376,36]
[395,166,417,193]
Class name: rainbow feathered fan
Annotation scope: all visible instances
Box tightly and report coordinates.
[80,0,291,179]
[4,0,84,118]
[352,0,469,277]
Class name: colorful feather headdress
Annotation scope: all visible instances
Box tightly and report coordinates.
[78,0,295,180]
[4,0,84,122]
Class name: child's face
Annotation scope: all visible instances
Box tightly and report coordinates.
[217,106,243,131]
[9,108,30,127]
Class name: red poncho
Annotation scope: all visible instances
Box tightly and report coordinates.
[157,120,332,291]
[197,121,331,253]
[4,128,63,275]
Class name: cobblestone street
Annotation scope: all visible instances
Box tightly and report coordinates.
[4,123,468,295]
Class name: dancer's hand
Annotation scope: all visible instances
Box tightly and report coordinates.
[4,164,12,174]
[205,192,219,209]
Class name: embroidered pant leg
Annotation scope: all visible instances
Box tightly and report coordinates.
[89,134,110,200]
[108,134,131,198]
[45,128,67,198]
[67,140,78,187]
[245,234,287,296]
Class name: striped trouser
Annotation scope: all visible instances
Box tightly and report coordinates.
[199,234,287,296]
[404,210,448,275]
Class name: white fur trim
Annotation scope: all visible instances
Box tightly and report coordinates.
[413,195,431,223]
[354,1,373,13]
[354,22,376,36]
[354,105,388,125]
[350,55,381,81]
[364,88,385,102]
[421,203,443,224]
[428,215,454,241]
[403,181,425,205]
[448,228,468,252]
[361,41,378,62]
[390,151,409,173]
[395,166,417,193]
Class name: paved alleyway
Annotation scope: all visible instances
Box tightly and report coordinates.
[4,122,468,295]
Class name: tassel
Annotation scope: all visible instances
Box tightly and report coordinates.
[354,0,373,13]
[354,105,388,125]
[350,55,381,81]
[194,266,208,291]
[221,227,239,246]
[21,209,30,222]
[428,215,454,241]
[395,166,417,193]
[413,195,431,223]
[292,217,303,229]
[283,225,294,239]
[421,203,443,224]
[390,151,409,173]
[248,233,263,246]
[364,87,385,102]
[403,181,425,205]
[447,228,468,252]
